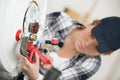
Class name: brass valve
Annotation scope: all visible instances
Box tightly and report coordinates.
[29,34,37,41]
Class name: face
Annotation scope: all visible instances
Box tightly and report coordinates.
[69,25,100,56]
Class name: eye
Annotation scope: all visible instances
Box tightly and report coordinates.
[96,46,98,50]
[91,33,96,39]
[95,40,98,50]
[91,34,98,49]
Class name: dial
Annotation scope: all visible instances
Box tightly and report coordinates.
[23,1,40,35]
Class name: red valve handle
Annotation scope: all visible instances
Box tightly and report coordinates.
[15,29,22,41]
[51,38,59,45]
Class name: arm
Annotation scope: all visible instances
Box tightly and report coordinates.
[43,12,76,40]
[20,53,40,80]
[20,11,84,80]
[20,53,53,80]
[20,12,68,80]
[35,55,101,80]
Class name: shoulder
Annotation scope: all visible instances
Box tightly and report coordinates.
[75,54,101,79]
[74,54,101,66]
[47,12,69,18]
[46,12,61,18]
[46,11,84,27]
[46,12,73,22]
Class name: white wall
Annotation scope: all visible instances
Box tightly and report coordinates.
[47,0,120,21]
[0,0,120,79]
[47,0,98,20]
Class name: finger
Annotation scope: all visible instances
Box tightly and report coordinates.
[43,64,52,70]
[19,53,29,61]
[19,58,27,70]
[20,56,31,67]
[22,56,29,62]
[40,61,44,65]
[45,55,53,63]
[35,53,39,64]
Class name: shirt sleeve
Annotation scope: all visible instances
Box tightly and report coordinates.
[59,56,101,80]
[43,12,74,40]
[24,74,44,80]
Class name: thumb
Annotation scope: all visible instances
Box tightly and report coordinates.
[45,55,53,63]
[35,53,39,64]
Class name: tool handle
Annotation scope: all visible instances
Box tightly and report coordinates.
[29,45,50,64]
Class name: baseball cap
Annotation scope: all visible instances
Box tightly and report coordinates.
[92,16,120,53]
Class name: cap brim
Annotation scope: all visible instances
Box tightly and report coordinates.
[92,24,110,53]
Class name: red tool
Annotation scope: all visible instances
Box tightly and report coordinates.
[15,29,50,64]
[26,42,50,64]
[15,29,22,41]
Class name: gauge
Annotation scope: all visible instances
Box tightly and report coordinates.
[23,1,40,35]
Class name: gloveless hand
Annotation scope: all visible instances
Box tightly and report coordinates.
[20,53,40,80]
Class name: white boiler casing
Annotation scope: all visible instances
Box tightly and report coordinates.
[0,0,47,76]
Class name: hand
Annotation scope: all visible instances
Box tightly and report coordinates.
[41,55,53,70]
[20,53,40,80]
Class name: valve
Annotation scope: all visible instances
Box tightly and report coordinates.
[15,29,37,41]
[15,29,22,41]
[51,38,59,45]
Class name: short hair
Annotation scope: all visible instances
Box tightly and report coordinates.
[91,20,101,25]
